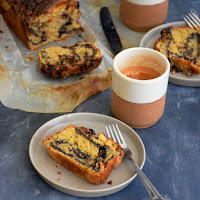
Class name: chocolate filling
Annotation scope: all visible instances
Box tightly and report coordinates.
[90,162,101,172]
[62,13,69,19]
[184,33,199,60]
[51,141,91,160]
[75,149,91,160]
[163,30,200,74]
[75,127,101,148]
[29,31,46,45]
[58,54,74,62]
[50,134,110,172]
[29,27,38,36]
[58,19,73,37]
[56,69,63,77]
[40,43,100,77]
[40,50,50,60]
[98,146,109,159]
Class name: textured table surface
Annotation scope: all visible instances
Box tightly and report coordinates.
[1,1,200,200]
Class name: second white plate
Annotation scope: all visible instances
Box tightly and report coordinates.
[29,113,146,197]
[140,21,200,87]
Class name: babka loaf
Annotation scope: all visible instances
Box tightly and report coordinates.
[154,26,200,76]
[43,125,124,184]
[0,0,81,50]
[38,42,103,78]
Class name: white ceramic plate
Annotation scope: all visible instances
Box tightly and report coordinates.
[140,21,200,87]
[29,113,146,197]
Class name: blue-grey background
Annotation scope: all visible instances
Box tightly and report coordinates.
[0,0,200,200]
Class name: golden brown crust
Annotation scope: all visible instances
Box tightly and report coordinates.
[0,0,29,47]
[0,0,81,50]
[45,145,118,184]
[154,38,164,52]
[43,125,124,184]
[154,26,200,76]
[0,0,75,20]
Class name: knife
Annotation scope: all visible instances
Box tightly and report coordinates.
[100,7,122,55]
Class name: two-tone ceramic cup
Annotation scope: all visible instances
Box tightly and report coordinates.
[111,47,170,129]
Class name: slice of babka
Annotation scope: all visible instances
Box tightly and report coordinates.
[42,125,124,184]
[38,42,103,78]
[154,26,200,76]
[0,0,81,50]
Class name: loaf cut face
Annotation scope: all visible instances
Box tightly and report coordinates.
[38,42,103,78]
[0,0,81,50]
[154,26,200,76]
[43,125,124,184]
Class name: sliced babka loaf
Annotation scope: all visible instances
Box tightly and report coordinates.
[38,42,103,78]
[154,26,200,76]
[0,0,81,50]
[42,125,124,184]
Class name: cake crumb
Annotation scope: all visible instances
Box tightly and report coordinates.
[107,180,112,185]
[57,178,61,181]
[100,32,104,35]
[110,26,116,29]
[26,58,29,62]
[27,55,33,61]
[80,27,84,32]
[58,171,61,175]
[172,70,176,74]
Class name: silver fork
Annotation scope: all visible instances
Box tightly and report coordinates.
[183,11,200,28]
[106,124,164,200]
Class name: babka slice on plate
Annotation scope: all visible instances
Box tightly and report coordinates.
[43,125,124,184]
[154,26,200,76]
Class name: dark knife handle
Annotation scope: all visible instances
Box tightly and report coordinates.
[100,7,122,55]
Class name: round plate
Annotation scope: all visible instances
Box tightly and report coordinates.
[29,113,146,197]
[140,21,200,87]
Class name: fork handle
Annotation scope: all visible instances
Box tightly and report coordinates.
[128,157,164,200]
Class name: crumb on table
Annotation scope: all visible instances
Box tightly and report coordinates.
[27,55,33,61]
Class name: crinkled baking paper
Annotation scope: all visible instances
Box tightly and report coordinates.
[0,0,144,113]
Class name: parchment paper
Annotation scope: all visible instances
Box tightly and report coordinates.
[0,0,145,113]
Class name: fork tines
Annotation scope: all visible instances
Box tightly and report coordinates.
[106,124,125,145]
[184,11,200,28]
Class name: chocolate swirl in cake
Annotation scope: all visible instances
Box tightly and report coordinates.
[0,0,81,50]
[49,128,113,172]
[154,26,200,76]
[43,125,124,184]
[38,42,103,78]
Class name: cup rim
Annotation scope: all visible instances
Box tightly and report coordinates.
[121,0,167,6]
[113,47,170,84]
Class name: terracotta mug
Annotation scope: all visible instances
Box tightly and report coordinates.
[111,47,170,129]
[120,0,169,32]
